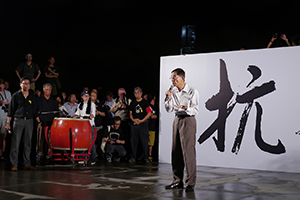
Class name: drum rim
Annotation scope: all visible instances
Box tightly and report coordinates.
[53,117,89,121]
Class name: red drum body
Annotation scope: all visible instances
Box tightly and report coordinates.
[50,118,92,150]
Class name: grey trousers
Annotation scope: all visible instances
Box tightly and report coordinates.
[10,118,33,167]
[172,116,197,186]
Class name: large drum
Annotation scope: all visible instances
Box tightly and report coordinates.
[49,117,92,150]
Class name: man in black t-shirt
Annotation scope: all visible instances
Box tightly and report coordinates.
[44,57,60,96]
[128,87,152,163]
[103,116,126,162]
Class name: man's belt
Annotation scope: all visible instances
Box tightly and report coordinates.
[15,117,32,120]
[175,114,193,119]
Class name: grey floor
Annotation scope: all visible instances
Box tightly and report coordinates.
[1,160,300,200]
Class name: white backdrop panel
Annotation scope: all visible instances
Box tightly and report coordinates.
[159,46,300,173]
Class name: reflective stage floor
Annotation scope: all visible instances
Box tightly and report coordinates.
[1,160,300,200]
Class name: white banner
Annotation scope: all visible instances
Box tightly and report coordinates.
[159,46,300,173]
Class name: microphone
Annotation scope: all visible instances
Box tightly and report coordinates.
[165,85,174,102]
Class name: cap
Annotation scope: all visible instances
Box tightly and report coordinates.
[81,90,89,96]
[25,54,32,58]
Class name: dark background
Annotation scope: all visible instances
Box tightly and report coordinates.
[1,0,300,99]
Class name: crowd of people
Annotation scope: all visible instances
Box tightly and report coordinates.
[0,54,159,171]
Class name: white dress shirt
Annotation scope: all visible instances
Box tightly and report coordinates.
[75,102,96,126]
[165,83,199,116]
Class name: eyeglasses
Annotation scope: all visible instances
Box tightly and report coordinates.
[21,82,30,85]
[169,75,180,80]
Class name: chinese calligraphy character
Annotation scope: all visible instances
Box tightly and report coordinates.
[198,59,286,154]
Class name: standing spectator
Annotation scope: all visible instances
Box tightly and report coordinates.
[128,87,152,163]
[147,94,158,163]
[4,81,9,90]
[104,91,114,118]
[35,89,42,98]
[164,68,199,192]
[111,88,132,158]
[15,54,41,91]
[73,91,97,165]
[90,90,106,157]
[267,33,291,48]
[0,79,11,160]
[36,83,58,162]
[102,116,126,162]
[44,57,61,96]
[5,77,42,171]
[63,94,78,117]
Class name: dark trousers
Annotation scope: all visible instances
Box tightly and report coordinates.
[105,144,126,159]
[10,118,33,167]
[130,121,149,160]
[172,116,197,186]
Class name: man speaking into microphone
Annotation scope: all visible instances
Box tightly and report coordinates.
[164,68,199,192]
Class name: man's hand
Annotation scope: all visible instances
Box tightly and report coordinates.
[133,118,141,125]
[165,90,173,101]
[37,123,42,133]
[5,123,10,131]
[174,105,187,110]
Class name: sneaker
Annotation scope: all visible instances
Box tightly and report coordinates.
[91,160,96,165]
[128,158,135,163]
[148,156,153,163]
[107,158,112,163]
[23,165,36,170]
[143,158,149,163]
[114,157,120,162]
[11,166,18,171]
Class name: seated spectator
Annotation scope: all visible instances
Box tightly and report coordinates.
[102,116,126,162]
[61,92,67,104]
[56,95,68,117]
[63,94,78,117]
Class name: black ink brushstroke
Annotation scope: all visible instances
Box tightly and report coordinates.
[236,81,276,103]
[231,102,253,154]
[254,102,286,154]
[198,59,234,152]
[205,59,234,111]
[246,65,261,87]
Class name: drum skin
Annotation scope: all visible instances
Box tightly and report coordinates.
[50,118,92,150]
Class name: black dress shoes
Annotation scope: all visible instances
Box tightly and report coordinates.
[185,185,194,192]
[165,182,183,189]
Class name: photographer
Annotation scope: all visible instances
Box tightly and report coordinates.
[0,79,11,160]
[110,88,132,158]
[267,33,291,48]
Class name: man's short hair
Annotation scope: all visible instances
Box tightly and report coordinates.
[0,79,4,85]
[43,83,52,89]
[134,86,143,93]
[19,77,31,84]
[106,91,113,96]
[171,68,185,78]
[113,116,121,123]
